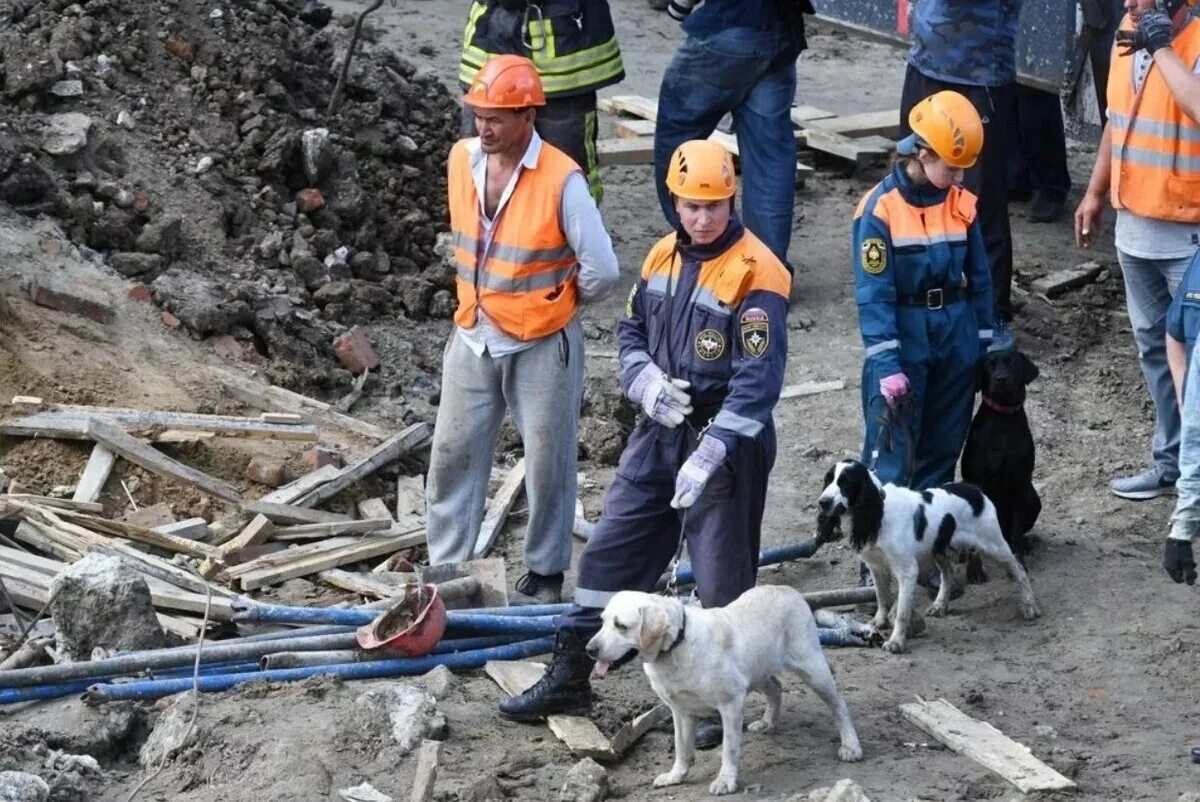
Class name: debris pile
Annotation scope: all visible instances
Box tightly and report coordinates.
[0,0,460,390]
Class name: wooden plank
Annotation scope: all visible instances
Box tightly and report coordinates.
[225,537,362,578]
[51,508,217,560]
[900,698,1077,793]
[610,118,655,139]
[797,127,889,164]
[10,395,43,407]
[779,379,846,400]
[242,500,351,525]
[273,517,395,541]
[293,423,432,509]
[87,419,243,504]
[2,406,319,442]
[790,105,837,125]
[605,94,659,120]
[153,518,209,540]
[260,464,342,505]
[235,532,425,590]
[808,109,902,139]
[213,369,390,443]
[219,514,275,558]
[2,494,103,514]
[72,444,116,503]
[156,613,203,640]
[259,412,304,424]
[473,458,526,559]
[357,497,394,522]
[596,138,653,166]
[410,739,442,802]
[1030,262,1103,298]
[318,568,411,598]
[485,660,616,761]
[13,520,84,562]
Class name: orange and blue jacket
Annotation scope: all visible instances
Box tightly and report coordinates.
[852,163,994,377]
[617,217,791,453]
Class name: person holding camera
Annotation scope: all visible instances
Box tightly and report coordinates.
[650,0,813,268]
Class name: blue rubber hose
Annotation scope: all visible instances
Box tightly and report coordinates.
[231,604,560,633]
[83,636,554,704]
[672,540,819,586]
[0,660,260,706]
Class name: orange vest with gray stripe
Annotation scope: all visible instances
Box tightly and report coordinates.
[448,139,580,341]
[1107,15,1200,223]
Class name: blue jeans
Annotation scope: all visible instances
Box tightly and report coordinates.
[654,27,798,266]
[1118,249,1192,480]
[1173,339,1200,537]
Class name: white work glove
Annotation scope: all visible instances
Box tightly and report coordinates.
[627,362,693,428]
[671,434,727,509]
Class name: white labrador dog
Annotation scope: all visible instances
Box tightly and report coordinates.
[587,586,862,796]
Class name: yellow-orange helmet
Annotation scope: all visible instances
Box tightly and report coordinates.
[665,140,736,201]
[464,55,546,109]
[900,90,984,170]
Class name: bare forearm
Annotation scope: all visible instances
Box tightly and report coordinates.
[1153,48,1200,123]
[1168,334,1189,407]
[1085,122,1113,198]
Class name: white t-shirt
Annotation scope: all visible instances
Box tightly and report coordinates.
[1114,51,1200,260]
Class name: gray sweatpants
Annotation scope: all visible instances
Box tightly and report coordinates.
[425,320,584,575]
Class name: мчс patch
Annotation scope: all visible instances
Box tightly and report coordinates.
[740,308,769,358]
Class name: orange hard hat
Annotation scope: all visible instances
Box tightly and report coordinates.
[900,90,984,169]
[665,140,736,201]
[463,55,546,109]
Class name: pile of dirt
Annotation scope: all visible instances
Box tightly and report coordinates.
[0,0,460,396]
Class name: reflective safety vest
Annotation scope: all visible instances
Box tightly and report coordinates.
[1107,15,1200,223]
[458,1,624,98]
[448,139,580,342]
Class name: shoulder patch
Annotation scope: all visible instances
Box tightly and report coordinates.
[740,307,770,358]
[860,238,887,274]
[625,283,637,318]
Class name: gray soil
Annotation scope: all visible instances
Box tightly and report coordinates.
[1,2,1198,801]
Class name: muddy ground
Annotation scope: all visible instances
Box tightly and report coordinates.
[1,1,1199,800]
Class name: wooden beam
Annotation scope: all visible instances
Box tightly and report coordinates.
[259,412,304,424]
[2,405,319,442]
[293,423,432,509]
[224,536,362,579]
[1030,262,1103,298]
[72,444,116,503]
[234,531,425,590]
[808,109,902,139]
[273,517,396,541]
[474,458,526,559]
[212,369,390,442]
[318,568,411,598]
[217,514,275,560]
[2,494,103,514]
[86,419,243,503]
[610,118,655,139]
[596,138,653,166]
[900,698,1077,793]
[50,507,217,560]
[797,127,889,164]
[242,500,351,525]
[260,464,341,505]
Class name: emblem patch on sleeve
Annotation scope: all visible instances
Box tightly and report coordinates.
[860,238,887,275]
[695,328,726,361]
[625,283,637,318]
[740,308,769,358]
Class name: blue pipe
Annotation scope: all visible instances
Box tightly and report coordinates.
[83,637,554,704]
[0,660,262,706]
[232,604,560,633]
[673,540,818,586]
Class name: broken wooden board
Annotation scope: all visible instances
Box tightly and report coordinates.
[293,423,432,509]
[272,517,395,541]
[900,697,1077,794]
[2,494,103,514]
[473,458,526,559]
[260,464,342,505]
[87,420,243,504]
[233,530,425,591]
[217,514,275,560]
[242,501,351,525]
[1030,262,1103,299]
[596,138,653,166]
[780,379,847,400]
[808,109,902,139]
[213,369,390,443]
[25,505,217,561]
[609,704,671,757]
[72,444,116,504]
[610,118,655,139]
[318,568,411,598]
[485,660,617,762]
[2,405,319,442]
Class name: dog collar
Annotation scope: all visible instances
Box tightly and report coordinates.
[982,394,1022,414]
[660,603,688,655]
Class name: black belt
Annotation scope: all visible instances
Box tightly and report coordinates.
[686,401,724,430]
[896,286,967,310]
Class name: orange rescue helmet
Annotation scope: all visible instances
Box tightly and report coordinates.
[665,140,737,201]
[898,90,984,170]
[463,55,546,109]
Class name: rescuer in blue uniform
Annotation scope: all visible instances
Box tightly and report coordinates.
[497,140,791,749]
[854,90,995,490]
[1167,242,1200,404]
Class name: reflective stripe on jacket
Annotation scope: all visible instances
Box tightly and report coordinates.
[448,139,580,341]
[459,1,624,98]
[1107,15,1200,223]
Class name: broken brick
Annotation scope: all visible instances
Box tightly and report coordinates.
[30,276,113,324]
[303,446,343,471]
[210,334,242,360]
[128,283,154,304]
[164,38,194,62]
[245,455,286,487]
[333,326,379,374]
[295,188,325,214]
[161,311,181,329]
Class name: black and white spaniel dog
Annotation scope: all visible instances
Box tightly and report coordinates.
[816,460,1040,653]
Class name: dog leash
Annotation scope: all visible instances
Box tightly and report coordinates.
[868,394,915,481]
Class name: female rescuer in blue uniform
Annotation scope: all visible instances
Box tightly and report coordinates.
[853,90,995,489]
[498,139,792,733]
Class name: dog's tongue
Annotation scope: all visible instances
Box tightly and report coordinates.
[593,661,610,678]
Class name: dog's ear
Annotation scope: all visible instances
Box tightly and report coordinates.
[636,602,672,661]
[1020,352,1039,385]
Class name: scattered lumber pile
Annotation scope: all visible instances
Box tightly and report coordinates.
[596,94,899,174]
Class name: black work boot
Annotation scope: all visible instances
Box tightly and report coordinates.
[499,629,593,721]
[511,571,564,605]
[694,717,724,750]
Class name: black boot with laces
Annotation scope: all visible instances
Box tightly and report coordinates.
[512,570,564,605]
[498,629,593,721]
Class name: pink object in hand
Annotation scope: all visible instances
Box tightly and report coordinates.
[879,373,910,408]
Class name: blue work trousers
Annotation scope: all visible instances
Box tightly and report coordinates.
[653,27,799,266]
[559,419,774,638]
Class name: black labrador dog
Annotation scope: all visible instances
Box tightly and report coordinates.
[961,348,1041,577]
